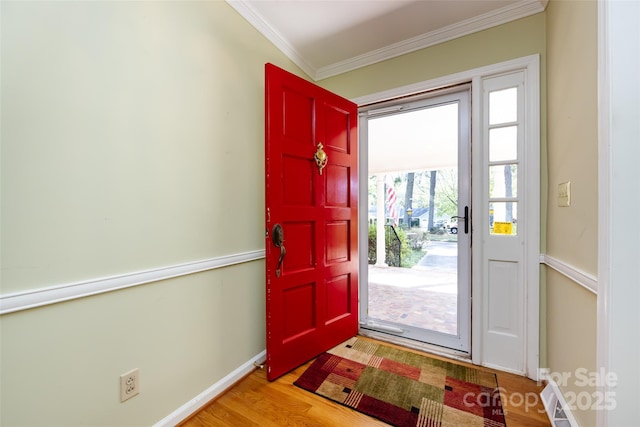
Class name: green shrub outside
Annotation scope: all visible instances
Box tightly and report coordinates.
[367,224,413,267]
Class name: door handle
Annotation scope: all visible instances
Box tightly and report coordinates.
[451,206,469,234]
[272,224,286,277]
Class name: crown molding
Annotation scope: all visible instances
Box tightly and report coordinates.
[228,0,547,81]
[316,0,548,80]
[225,0,316,78]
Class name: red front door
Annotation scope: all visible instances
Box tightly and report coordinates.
[264,63,358,381]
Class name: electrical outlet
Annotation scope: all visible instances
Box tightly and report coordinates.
[120,369,140,402]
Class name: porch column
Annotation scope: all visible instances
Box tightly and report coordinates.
[375,174,387,267]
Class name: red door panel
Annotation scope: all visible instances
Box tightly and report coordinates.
[325,164,350,207]
[326,274,351,321]
[265,63,358,381]
[323,104,352,153]
[282,221,314,271]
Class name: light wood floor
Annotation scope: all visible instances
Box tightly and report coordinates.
[181,336,551,427]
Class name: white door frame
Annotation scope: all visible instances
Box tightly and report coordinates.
[354,54,540,379]
[597,1,640,425]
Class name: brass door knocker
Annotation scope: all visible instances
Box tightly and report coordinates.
[314,142,328,175]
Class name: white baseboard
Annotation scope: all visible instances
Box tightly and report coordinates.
[481,361,526,377]
[540,377,580,427]
[153,350,267,427]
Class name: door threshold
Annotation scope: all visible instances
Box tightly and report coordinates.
[359,328,472,365]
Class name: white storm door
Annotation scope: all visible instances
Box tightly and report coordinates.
[358,87,471,353]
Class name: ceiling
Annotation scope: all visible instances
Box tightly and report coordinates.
[226,0,547,81]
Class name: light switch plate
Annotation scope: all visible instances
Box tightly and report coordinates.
[558,181,571,207]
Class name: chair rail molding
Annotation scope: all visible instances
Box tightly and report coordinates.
[540,253,598,295]
[0,250,266,315]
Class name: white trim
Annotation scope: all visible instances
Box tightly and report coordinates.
[353,55,540,106]
[540,254,598,295]
[228,0,547,81]
[153,350,266,427]
[471,74,484,371]
[0,250,266,315]
[597,1,611,427]
[596,2,640,426]
[523,54,541,381]
[540,374,580,427]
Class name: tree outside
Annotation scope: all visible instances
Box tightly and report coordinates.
[368,169,459,268]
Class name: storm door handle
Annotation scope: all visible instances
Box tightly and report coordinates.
[451,206,469,234]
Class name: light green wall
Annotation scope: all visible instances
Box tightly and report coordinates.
[0,1,304,425]
[545,270,598,426]
[546,0,598,273]
[0,263,265,426]
[545,1,598,426]
[1,0,302,293]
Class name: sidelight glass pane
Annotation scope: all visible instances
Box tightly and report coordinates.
[489,202,518,235]
[489,87,517,125]
[489,126,518,162]
[489,164,517,198]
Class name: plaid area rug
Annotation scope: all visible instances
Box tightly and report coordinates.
[294,337,506,427]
